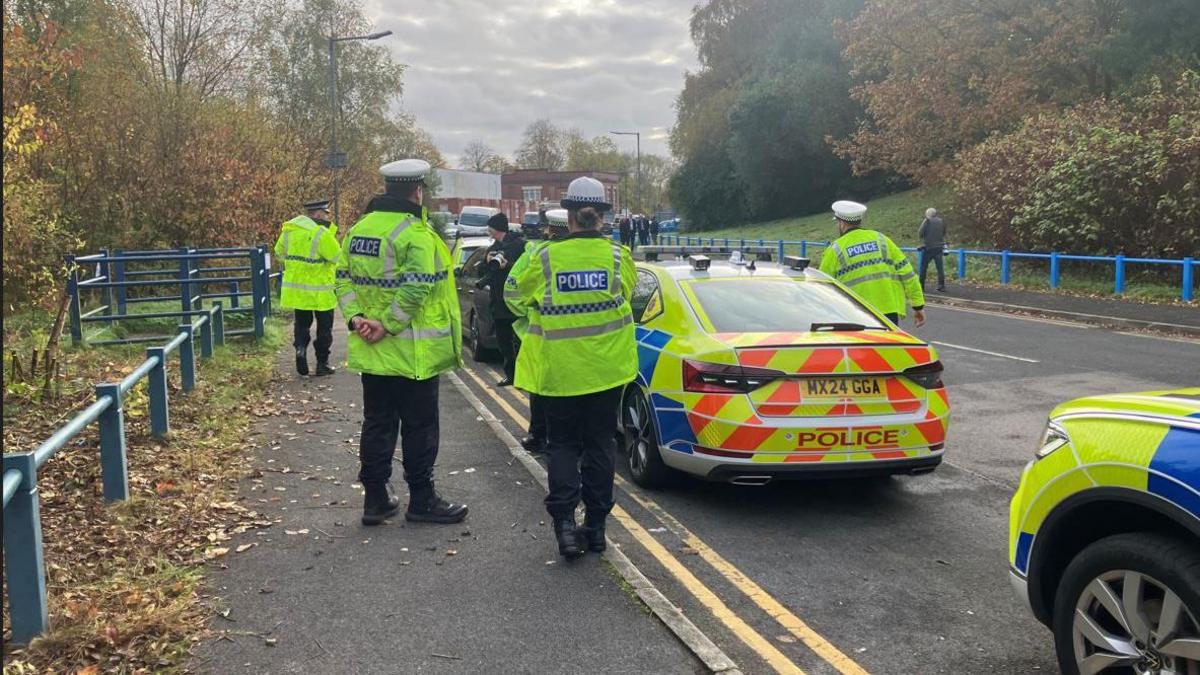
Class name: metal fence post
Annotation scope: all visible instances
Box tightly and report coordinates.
[777,240,785,262]
[99,247,113,316]
[800,241,807,257]
[957,250,967,279]
[179,246,191,315]
[146,347,170,438]
[1001,250,1011,284]
[213,301,226,347]
[113,249,127,314]
[1184,258,1194,302]
[199,315,214,360]
[66,254,83,345]
[1114,255,1126,294]
[94,383,128,502]
[3,452,49,644]
[178,324,196,392]
[229,280,240,308]
[250,248,266,339]
[1050,252,1060,289]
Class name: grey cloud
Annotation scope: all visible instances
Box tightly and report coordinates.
[364,0,698,163]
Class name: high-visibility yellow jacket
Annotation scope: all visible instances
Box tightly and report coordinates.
[274,215,340,310]
[333,202,462,379]
[818,228,925,318]
[507,231,637,397]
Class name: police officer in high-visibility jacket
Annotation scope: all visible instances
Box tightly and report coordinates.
[507,178,637,559]
[818,200,926,327]
[275,198,341,376]
[333,159,468,527]
[506,210,569,456]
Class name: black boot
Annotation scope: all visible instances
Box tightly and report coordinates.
[406,484,469,524]
[582,513,607,553]
[295,347,309,376]
[314,361,336,376]
[520,436,546,455]
[361,483,401,526]
[554,518,583,559]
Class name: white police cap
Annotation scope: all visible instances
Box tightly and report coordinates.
[545,208,569,227]
[379,158,430,183]
[560,176,612,212]
[832,200,867,223]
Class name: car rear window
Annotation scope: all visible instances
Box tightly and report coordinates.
[458,212,493,226]
[685,279,886,332]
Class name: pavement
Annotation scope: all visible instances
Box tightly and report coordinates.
[194,299,1200,674]
[192,324,705,674]
[928,281,1199,332]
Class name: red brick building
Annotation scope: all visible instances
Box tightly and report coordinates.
[500,169,622,221]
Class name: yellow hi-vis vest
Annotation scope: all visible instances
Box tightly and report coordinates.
[334,207,463,379]
[508,233,637,397]
[274,216,340,310]
[818,228,925,318]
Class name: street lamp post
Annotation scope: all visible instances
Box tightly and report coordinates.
[610,130,640,215]
[327,29,392,227]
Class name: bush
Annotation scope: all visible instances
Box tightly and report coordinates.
[954,70,1200,258]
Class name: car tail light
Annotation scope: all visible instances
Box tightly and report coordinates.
[683,360,783,394]
[903,360,944,389]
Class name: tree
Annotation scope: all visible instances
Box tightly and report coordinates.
[459,139,497,172]
[563,131,627,173]
[515,118,564,170]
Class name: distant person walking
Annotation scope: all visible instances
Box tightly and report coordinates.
[918,207,947,292]
[819,200,926,328]
[618,216,632,248]
[649,216,660,245]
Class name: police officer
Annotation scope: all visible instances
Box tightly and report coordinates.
[507,178,637,559]
[481,212,527,387]
[334,159,469,526]
[819,200,926,327]
[275,199,341,376]
[507,210,570,455]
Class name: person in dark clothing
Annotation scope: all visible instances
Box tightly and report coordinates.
[638,216,651,246]
[917,207,947,292]
[649,217,660,245]
[618,216,632,248]
[481,212,527,386]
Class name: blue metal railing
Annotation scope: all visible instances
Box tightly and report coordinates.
[2,305,232,645]
[68,246,283,346]
[659,235,1197,301]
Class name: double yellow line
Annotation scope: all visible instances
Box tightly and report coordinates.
[457,364,868,675]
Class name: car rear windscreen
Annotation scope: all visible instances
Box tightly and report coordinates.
[458,212,491,226]
[686,279,886,332]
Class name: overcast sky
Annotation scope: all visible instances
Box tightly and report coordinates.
[364,0,699,167]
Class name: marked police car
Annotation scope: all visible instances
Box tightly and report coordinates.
[1009,389,1200,675]
[621,246,950,488]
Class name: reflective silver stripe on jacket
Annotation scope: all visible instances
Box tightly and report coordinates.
[610,243,622,296]
[833,243,848,268]
[308,225,325,260]
[282,281,334,292]
[389,301,413,324]
[843,271,894,287]
[526,314,632,340]
[391,326,452,341]
[337,291,358,313]
[539,246,553,308]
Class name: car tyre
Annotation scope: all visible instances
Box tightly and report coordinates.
[622,387,672,489]
[1051,532,1200,675]
[468,312,496,363]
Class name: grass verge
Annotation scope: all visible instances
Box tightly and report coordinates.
[2,316,284,672]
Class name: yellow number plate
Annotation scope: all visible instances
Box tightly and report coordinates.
[803,377,885,397]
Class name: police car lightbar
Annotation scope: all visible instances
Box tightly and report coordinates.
[783,255,811,271]
[688,254,711,271]
[641,245,774,263]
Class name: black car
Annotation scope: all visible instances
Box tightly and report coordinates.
[454,246,501,361]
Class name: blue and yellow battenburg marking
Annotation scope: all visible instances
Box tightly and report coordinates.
[1008,389,1200,576]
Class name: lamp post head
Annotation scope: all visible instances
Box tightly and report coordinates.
[366,30,392,40]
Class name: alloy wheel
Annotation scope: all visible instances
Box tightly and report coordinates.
[625,392,652,474]
[1072,570,1200,674]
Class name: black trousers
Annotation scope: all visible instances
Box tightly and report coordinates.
[543,386,623,520]
[294,309,334,362]
[528,393,546,440]
[919,247,946,289]
[884,312,900,324]
[358,373,440,490]
[494,317,518,381]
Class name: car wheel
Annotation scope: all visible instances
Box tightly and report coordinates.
[622,387,672,489]
[1052,532,1200,675]
[468,312,492,362]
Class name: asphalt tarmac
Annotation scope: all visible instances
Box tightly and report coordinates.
[454,302,1200,674]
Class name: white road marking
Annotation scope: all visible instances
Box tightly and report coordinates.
[1115,331,1200,345]
[930,341,1040,363]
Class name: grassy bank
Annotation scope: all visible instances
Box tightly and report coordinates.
[680,187,1189,304]
[2,315,283,672]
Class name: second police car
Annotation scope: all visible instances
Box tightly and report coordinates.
[620,247,950,487]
